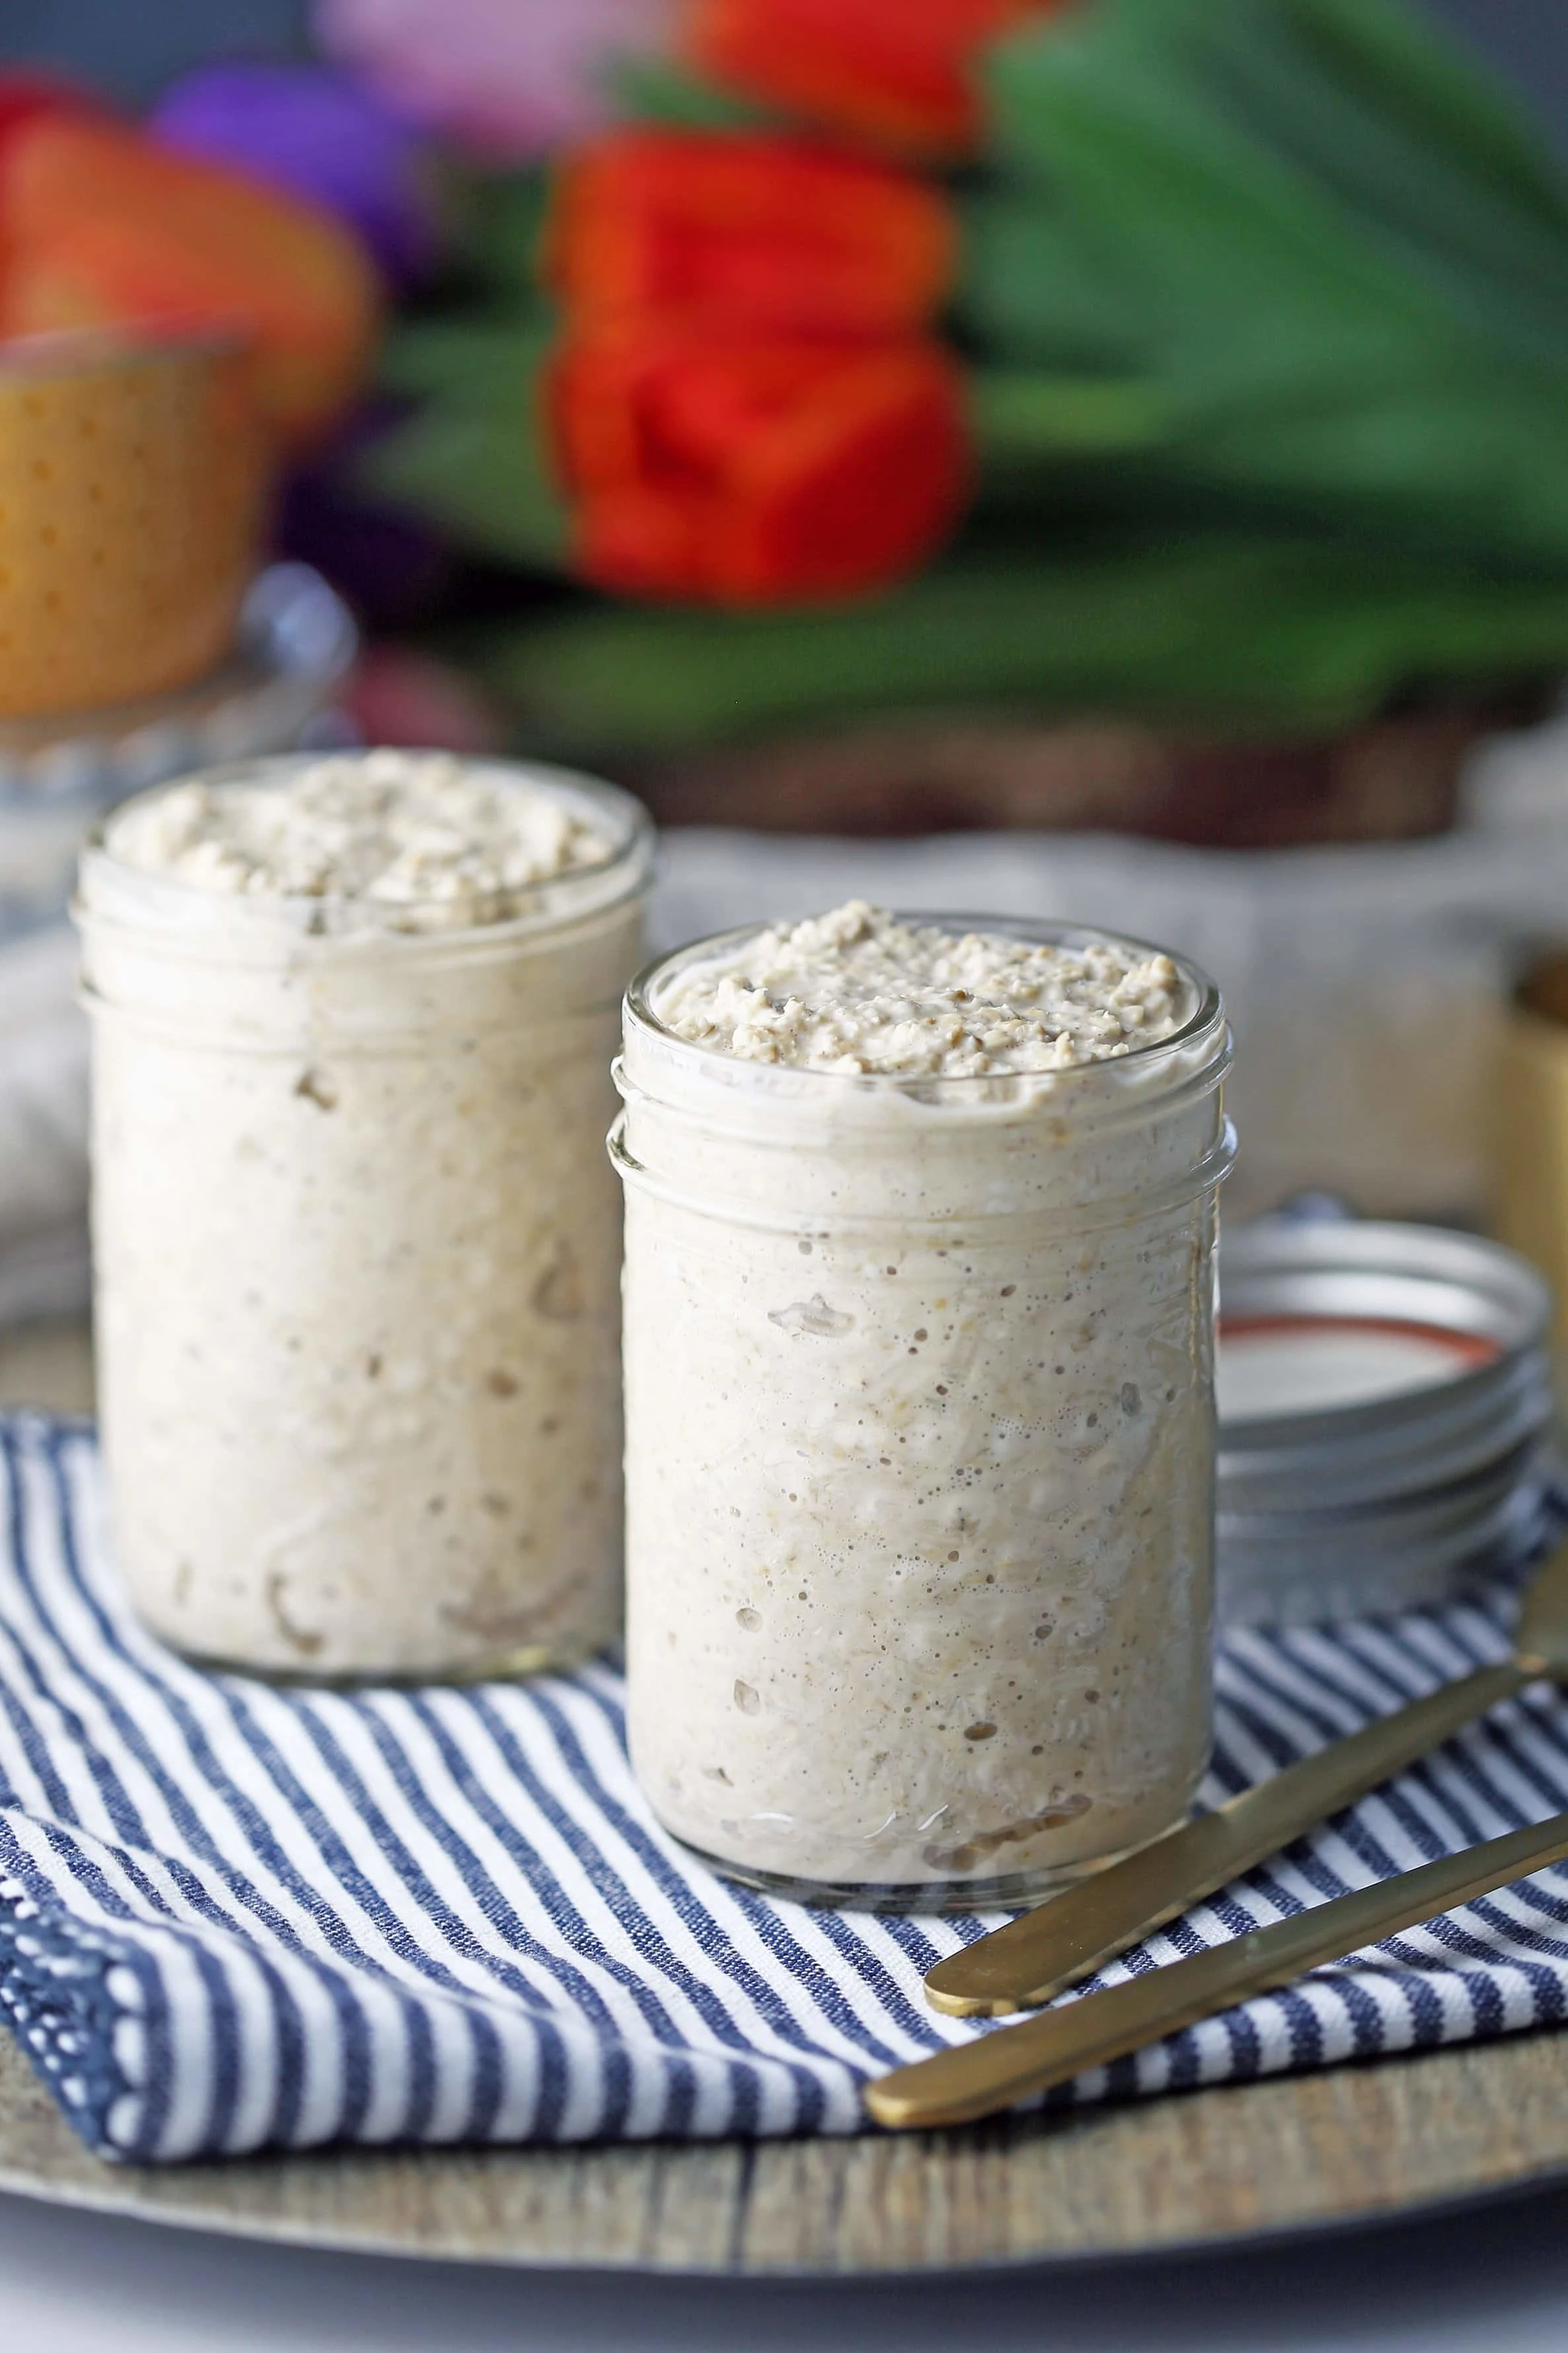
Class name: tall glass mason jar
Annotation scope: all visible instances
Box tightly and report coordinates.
[613,916,1234,1911]
[77,752,653,1680]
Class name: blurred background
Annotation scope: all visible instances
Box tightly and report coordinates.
[8,0,1568,1392]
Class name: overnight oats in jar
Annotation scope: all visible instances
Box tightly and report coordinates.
[77,749,652,1680]
[613,903,1233,1910]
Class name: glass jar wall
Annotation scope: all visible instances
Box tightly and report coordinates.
[613,918,1233,1911]
[77,753,653,1681]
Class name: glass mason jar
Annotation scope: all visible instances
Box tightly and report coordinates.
[613,917,1234,1911]
[77,754,653,1681]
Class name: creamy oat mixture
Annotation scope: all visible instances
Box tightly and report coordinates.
[658,901,1191,1076]
[82,753,648,1679]
[617,908,1227,1899]
[107,748,609,930]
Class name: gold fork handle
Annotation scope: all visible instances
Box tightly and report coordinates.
[873,1806,1568,2130]
[925,1659,1525,2017]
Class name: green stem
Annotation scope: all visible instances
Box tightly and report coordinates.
[970,372,1170,473]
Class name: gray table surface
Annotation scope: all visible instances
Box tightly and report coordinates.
[2,2174,1567,2352]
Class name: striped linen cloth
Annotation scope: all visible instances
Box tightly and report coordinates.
[1,1414,1566,2164]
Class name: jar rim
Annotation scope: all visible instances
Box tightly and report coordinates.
[0,325,249,383]
[78,752,655,953]
[625,908,1226,1097]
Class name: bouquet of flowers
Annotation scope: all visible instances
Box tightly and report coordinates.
[358,0,1568,778]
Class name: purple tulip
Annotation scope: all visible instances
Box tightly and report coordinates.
[151,61,440,288]
[276,404,459,631]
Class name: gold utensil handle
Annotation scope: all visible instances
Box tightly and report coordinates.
[925,1658,1524,2017]
[871,1808,1568,2130]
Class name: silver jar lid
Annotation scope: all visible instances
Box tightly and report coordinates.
[1216,1218,1556,1626]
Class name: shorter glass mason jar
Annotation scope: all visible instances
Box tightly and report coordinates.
[77,754,653,1681]
[612,917,1234,1911]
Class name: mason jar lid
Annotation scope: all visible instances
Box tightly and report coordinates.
[1216,1218,1556,1625]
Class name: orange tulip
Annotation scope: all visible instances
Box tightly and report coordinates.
[549,320,970,603]
[0,116,379,446]
[684,0,1069,159]
[546,131,957,333]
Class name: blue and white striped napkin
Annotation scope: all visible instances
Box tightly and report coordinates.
[1,1412,1566,2164]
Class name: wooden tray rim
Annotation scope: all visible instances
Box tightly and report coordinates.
[3,2026,1568,2278]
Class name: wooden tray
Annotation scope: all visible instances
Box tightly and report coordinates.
[3,2026,1567,2274]
[3,1332,1567,2272]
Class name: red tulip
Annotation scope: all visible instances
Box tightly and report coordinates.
[546,131,957,333]
[0,71,104,279]
[684,0,1069,158]
[0,116,380,448]
[0,69,106,156]
[548,319,970,602]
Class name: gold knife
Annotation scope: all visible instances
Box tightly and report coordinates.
[925,1536,1568,2018]
[871,1806,1568,2130]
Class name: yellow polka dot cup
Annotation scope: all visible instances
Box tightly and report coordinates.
[0,330,270,719]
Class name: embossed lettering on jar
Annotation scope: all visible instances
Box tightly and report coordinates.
[613,906,1234,1911]
[77,750,653,1679]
